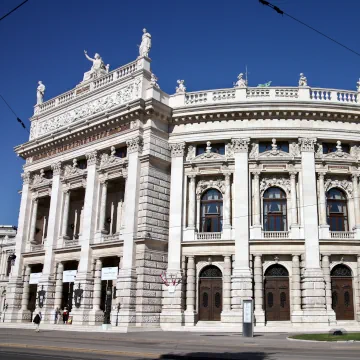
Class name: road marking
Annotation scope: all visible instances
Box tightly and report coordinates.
[0,343,160,359]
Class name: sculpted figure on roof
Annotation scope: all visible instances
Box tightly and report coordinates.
[139,28,151,58]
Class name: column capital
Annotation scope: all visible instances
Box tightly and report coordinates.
[51,161,62,176]
[223,172,231,181]
[231,138,250,153]
[252,170,261,178]
[298,137,317,152]
[352,173,359,180]
[317,171,326,179]
[169,142,186,157]
[126,136,143,154]
[289,171,297,178]
[188,174,196,181]
[85,150,99,166]
[21,171,31,185]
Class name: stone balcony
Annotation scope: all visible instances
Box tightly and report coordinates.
[329,231,355,239]
[170,86,359,108]
[262,231,290,239]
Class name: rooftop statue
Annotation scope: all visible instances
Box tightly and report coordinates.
[357,78,360,92]
[257,81,272,87]
[233,73,247,88]
[36,81,46,105]
[299,73,308,87]
[139,28,151,58]
[150,73,160,89]
[176,80,186,93]
[83,50,108,81]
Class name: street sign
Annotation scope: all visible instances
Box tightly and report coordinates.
[63,270,77,283]
[29,272,42,285]
[101,267,118,281]
[242,299,254,337]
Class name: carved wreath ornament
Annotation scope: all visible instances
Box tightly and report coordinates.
[260,177,291,195]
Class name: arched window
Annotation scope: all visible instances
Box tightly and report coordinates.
[327,188,348,231]
[331,264,352,277]
[200,189,223,232]
[265,264,289,277]
[263,187,287,231]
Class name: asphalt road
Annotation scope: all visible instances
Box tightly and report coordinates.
[0,328,360,359]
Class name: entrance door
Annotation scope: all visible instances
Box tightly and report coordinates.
[61,282,74,312]
[199,278,222,321]
[198,265,223,321]
[264,265,290,322]
[331,265,354,320]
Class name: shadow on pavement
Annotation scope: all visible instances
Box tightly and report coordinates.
[139,352,274,359]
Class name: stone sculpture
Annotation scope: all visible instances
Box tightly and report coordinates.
[176,80,186,93]
[299,73,307,87]
[257,81,272,87]
[357,78,360,92]
[36,81,46,105]
[234,73,247,88]
[84,50,107,79]
[150,73,160,89]
[139,28,151,58]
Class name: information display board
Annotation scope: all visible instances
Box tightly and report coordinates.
[63,270,77,283]
[29,272,42,285]
[242,299,254,337]
[101,267,118,281]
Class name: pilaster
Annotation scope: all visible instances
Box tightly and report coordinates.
[89,258,103,325]
[251,171,262,238]
[291,255,303,324]
[318,172,330,238]
[253,255,265,326]
[184,256,196,326]
[322,255,336,324]
[161,142,185,327]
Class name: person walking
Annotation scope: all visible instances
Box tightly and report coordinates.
[62,307,69,324]
[33,312,42,332]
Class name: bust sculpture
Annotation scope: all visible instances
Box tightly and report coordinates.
[299,73,308,87]
[139,28,151,58]
[83,50,108,81]
[36,81,46,105]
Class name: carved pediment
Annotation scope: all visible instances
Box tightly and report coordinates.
[324,178,353,197]
[316,141,356,162]
[260,176,291,195]
[63,159,86,179]
[100,146,127,169]
[249,140,300,160]
[186,141,233,162]
[31,170,52,189]
[196,178,225,198]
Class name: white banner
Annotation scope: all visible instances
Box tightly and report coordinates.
[243,301,252,323]
[101,267,118,281]
[29,272,42,285]
[63,270,77,283]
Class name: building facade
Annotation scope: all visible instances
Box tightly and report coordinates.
[0,225,16,321]
[5,36,360,329]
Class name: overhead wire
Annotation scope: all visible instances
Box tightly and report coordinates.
[0,94,29,133]
[258,0,360,58]
[0,0,29,22]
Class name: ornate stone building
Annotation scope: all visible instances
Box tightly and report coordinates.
[5,35,360,330]
[0,225,16,321]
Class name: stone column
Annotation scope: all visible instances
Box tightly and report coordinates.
[161,142,185,328]
[227,138,252,325]
[299,138,327,323]
[38,162,62,322]
[221,255,232,321]
[20,266,31,314]
[290,172,298,225]
[352,175,360,234]
[318,173,328,228]
[6,172,32,322]
[251,171,262,238]
[61,189,70,239]
[72,151,100,325]
[223,174,231,238]
[322,255,336,323]
[118,137,142,328]
[291,255,302,324]
[253,255,265,326]
[188,175,196,229]
[90,258,103,325]
[184,256,195,325]
[54,263,63,311]
[112,256,122,325]
[29,197,39,244]
[99,180,108,234]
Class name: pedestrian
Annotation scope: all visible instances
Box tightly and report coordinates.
[54,307,60,324]
[33,312,42,332]
[56,308,61,324]
[63,307,69,324]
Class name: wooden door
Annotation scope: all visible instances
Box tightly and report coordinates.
[199,278,222,321]
[265,277,290,321]
[331,278,354,320]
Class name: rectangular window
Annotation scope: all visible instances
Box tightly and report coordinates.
[196,143,225,155]
[259,141,289,153]
[323,143,350,154]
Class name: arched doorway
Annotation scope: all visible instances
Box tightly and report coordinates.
[331,264,354,320]
[198,265,222,321]
[264,264,290,321]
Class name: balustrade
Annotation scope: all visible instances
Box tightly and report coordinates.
[196,232,222,240]
[330,231,355,239]
[262,231,289,239]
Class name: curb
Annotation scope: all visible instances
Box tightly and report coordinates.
[287,336,360,343]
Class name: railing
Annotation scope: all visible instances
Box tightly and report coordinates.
[330,231,355,239]
[64,239,79,247]
[196,232,222,240]
[102,233,120,242]
[30,244,44,252]
[174,87,359,108]
[262,231,289,239]
[35,59,139,115]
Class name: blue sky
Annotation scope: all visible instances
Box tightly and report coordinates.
[1,0,360,225]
